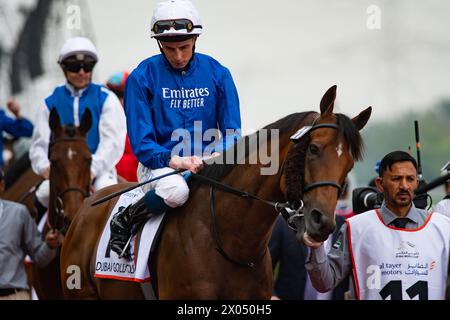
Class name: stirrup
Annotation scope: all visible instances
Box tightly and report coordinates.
[109,234,132,260]
[117,220,148,260]
[119,236,133,260]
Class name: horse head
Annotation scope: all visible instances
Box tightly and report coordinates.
[48,108,92,231]
[282,85,371,243]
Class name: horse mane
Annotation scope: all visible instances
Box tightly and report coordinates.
[192,112,364,186]
[335,113,364,161]
[283,112,364,205]
[190,112,313,189]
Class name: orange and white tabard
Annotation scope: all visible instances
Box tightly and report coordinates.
[347,210,450,300]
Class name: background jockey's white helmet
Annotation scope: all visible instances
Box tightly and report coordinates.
[150,0,202,39]
[58,37,98,63]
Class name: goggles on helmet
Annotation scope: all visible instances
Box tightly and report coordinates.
[152,19,202,35]
[62,61,96,73]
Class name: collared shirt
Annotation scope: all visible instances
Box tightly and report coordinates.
[0,200,57,290]
[305,202,430,293]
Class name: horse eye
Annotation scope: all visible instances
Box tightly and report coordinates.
[308,144,320,156]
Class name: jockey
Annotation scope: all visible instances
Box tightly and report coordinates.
[108,0,242,259]
[0,99,34,168]
[106,71,139,182]
[105,71,128,102]
[29,37,126,215]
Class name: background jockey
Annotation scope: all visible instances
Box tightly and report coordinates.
[29,37,126,217]
[108,0,242,259]
[106,71,139,182]
[0,98,33,169]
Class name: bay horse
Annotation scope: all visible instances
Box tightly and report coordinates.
[61,85,371,299]
[3,159,43,218]
[32,108,92,299]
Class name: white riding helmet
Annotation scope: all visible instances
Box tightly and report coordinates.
[58,37,98,63]
[150,0,202,38]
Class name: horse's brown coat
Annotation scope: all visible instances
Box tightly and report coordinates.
[61,86,371,299]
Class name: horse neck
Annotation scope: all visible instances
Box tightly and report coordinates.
[212,130,296,259]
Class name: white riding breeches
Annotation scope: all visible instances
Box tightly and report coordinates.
[35,169,118,208]
[137,162,189,208]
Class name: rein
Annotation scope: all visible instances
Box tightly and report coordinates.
[191,120,344,268]
[53,185,90,233]
[209,187,268,268]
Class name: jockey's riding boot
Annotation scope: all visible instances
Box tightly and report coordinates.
[108,189,170,260]
[109,197,147,260]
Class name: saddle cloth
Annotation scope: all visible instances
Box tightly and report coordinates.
[94,187,165,282]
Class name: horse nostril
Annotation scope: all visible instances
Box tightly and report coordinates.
[310,208,331,230]
[310,208,323,226]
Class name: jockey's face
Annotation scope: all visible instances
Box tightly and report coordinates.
[160,38,195,70]
[375,161,418,215]
[61,57,95,90]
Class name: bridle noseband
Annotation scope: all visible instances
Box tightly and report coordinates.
[55,187,90,224]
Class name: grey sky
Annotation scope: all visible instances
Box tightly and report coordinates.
[86,0,450,131]
[1,0,449,131]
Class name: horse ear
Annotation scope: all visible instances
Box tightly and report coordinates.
[79,108,92,136]
[320,85,337,115]
[352,106,372,131]
[49,108,61,135]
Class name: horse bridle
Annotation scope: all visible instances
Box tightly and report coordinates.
[48,136,91,232]
[196,119,345,268]
[282,122,344,227]
[295,122,343,195]
[55,187,90,219]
